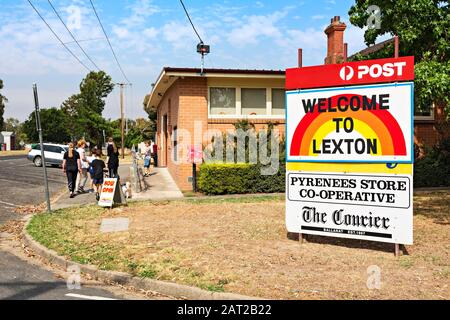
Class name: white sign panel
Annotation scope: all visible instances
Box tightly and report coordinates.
[286,171,413,244]
[286,83,414,163]
[98,178,118,208]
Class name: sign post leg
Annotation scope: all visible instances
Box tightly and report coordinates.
[299,233,304,244]
[394,243,401,257]
[192,163,197,193]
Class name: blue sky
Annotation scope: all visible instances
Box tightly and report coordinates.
[0,0,375,121]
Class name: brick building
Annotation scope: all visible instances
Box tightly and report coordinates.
[146,68,285,190]
[146,16,447,191]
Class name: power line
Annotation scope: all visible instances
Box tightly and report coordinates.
[47,0,101,71]
[27,0,91,72]
[63,37,104,45]
[89,0,130,83]
[179,0,204,44]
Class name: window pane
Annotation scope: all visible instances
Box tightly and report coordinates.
[242,88,266,115]
[210,88,236,115]
[272,89,285,116]
[414,98,433,117]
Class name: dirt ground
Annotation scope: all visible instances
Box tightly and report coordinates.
[27,193,449,300]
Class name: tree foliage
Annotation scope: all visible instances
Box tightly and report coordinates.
[348,0,450,116]
[22,108,71,143]
[143,94,157,139]
[0,79,7,130]
[61,71,114,145]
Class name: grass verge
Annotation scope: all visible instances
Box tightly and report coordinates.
[27,193,449,299]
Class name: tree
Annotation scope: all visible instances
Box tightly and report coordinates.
[3,118,28,149]
[61,94,84,140]
[22,108,71,143]
[0,79,7,130]
[79,71,114,114]
[143,94,157,139]
[3,118,20,132]
[61,71,114,146]
[348,0,450,116]
[123,118,153,148]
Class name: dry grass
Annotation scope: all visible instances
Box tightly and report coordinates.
[27,193,449,299]
[0,150,28,157]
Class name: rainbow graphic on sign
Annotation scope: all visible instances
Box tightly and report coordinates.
[289,93,406,157]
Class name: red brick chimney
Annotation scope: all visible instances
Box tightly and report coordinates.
[324,16,346,65]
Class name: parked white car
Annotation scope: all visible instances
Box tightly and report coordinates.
[27,143,68,167]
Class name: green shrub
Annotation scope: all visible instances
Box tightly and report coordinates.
[198,162,285,195]
[198,121,286,195]
[414,137,450,188]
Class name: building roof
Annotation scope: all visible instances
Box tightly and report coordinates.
[146,67,286,111]
[163,67,285,75]
[348,38,395,60]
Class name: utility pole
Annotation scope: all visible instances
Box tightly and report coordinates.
[116,83,131,159]
[33,84,51,213]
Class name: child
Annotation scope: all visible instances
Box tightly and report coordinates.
[87,147,97,193]
[143,141,151,177]
[91,149,106,201]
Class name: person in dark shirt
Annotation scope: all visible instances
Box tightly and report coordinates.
[62,142,82,198]
[91,149,106,201]
[152,143,158,167]
[106,137,120,178]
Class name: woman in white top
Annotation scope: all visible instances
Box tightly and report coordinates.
[75,139,90,193]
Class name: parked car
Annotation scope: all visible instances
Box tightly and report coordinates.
[27,143,68,167]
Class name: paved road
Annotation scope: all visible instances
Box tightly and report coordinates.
[0,156,66,224]
[0,156,144,300]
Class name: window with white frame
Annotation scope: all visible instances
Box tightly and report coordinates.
[271,89,285,116]
[241,88,266,115]
[210,87,236,115]
[414,100,435,120]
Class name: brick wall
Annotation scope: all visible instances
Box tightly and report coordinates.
[156,77,286,191]
[414,104,449,150]
[155,77,209,191]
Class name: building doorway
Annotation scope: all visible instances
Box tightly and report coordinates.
[162,114,168,167]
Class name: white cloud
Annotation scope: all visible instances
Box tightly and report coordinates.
[143,27,159,39]
[312,15,325,20]
[255,1,264,8]
[162,21,197,49]
[227,11,287,47]
[113,26,130,39]
[121,0,161,28]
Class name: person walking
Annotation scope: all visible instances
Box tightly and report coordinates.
[91,149,106,201]
[152,142,158,167]
[106,137,120,179]
[75,139,89,193]
[87,146,98,193]
[62,142,82,198]
[143,141,151,177]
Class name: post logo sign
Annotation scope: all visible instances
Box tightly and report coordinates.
[339,61,408,81]
[286,82,414,163]
[285,56,414,245]
[286,56,414,90]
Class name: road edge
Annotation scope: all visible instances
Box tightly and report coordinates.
[21,216,261,301]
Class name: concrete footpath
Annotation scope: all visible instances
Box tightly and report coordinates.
[53,164,183,210]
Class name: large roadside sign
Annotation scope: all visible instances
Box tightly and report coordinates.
[285,56,414,245]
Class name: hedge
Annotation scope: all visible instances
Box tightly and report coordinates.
[198,162,286,195]
[414,138,450,188]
